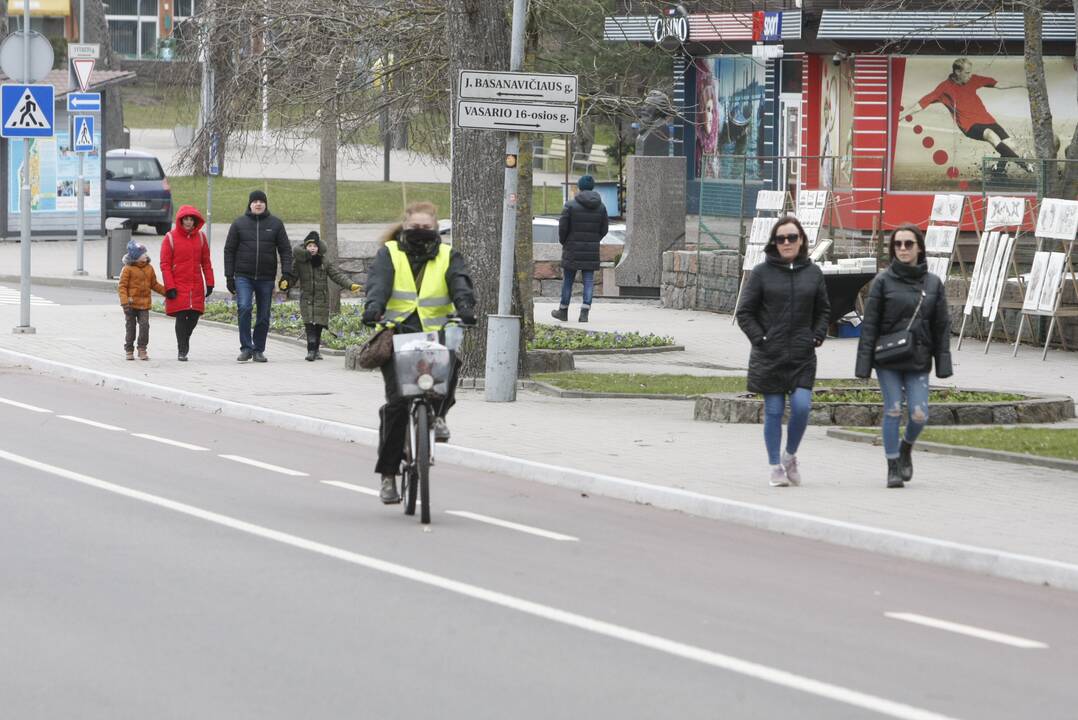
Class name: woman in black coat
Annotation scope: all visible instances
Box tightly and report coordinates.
[855,224,953,488]
[736,216,830,487]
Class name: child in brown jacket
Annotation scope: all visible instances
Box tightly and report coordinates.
[118,240,166,360]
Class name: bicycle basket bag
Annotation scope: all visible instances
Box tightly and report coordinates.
[392,332,451,397]
[357,327,395,369]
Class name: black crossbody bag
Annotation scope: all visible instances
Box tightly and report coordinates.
[874,286,926,364]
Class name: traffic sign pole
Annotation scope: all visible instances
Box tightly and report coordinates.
[484,0,528,403]
[16,0,34,333]
[74,0,88,276]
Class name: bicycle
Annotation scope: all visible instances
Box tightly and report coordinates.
[388,318,468,524]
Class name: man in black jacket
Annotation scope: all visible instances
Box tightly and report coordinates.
[553,175,608,323]
[224,190,293,362]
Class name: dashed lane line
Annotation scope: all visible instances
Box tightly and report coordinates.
[885,612,1048,649]
[58,415,126,432]
[131,433,209,451]
[0,396,52,413]
[445,510,579,542]
[322,480,379,497]
[220,454,308,477]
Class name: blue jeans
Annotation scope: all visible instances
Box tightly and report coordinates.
[235,276,274,352]
[877,369,930,459]
[763,388,812,466]
[560,268,594,308]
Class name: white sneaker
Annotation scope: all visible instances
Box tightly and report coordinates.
[782,452,801,486]
[769,465,789,487]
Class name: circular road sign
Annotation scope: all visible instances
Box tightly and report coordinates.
[0,31,56,84]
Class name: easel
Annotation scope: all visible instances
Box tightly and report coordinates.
[731,190,792,322]
[956,196,1034,353]
[924,193,977,283]
[1013,198,1078,360]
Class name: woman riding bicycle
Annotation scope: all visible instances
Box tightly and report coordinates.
[362,201,477,504]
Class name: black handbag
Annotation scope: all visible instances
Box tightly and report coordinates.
[874,286,926,364]
[357,327,394,369]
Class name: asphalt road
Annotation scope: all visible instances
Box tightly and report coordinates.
[1,367,1076,720]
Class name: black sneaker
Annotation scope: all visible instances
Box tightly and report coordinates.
[177,352,188,362]
[253,351,268,363]
[314,351,324,360]
[550,307,568,321]
[305,351,317,362]
[237,349,253,362]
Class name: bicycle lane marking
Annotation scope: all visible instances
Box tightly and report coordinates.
[0,396,52,413]
[220,454,308,477]
[884,613,1049,649]
[0,447,961,720]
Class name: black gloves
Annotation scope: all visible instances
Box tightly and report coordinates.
[457,309,477,326]
[165,289,178,300]
[205,286,214,298]
[361,306,381,326]
[226,277,236,295]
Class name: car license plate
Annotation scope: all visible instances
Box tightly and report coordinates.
[118,201,147,209]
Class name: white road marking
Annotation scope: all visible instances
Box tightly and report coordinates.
[58,415,126,432]
[0,287,56,306]
[0,447,962,720]
[446,510,579,542]
[322,480,379,497]
[0,396,51,413]
[131,433,208,451]
[220,454,308,477]
[885,612,1048,649]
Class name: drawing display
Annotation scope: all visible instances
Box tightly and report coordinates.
[1035,198,1078,241]
[1023,252,1050,313]
[925,226,958,255]
[930,194,964,223]
[965,231,999,313]
[984,233,1015,322]
[1037,252,1066,314]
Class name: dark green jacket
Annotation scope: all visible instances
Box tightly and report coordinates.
[292,239,355,325]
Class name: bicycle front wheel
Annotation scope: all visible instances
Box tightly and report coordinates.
[416,404,431,524]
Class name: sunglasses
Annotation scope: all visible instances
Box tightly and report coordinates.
[894,240,918,250]
[774,233,801,245]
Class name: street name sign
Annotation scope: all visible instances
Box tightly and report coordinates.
[67,92,101,112]
[458,70,577,105]
[73,115,94,152]
[456,99,577,134]
[1,84,53,138]
[68,43,101,60]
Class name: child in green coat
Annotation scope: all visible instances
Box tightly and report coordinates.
[287,231,360,361]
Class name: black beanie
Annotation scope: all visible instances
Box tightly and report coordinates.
[249,190,268,206]
[304,231,320,245]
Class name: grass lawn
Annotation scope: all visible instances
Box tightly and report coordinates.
[170,177,565,224]
[123,84,200,129]
[532,373,875,396]
[848,427,1078,462]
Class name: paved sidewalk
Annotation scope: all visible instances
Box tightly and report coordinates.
[0,285,1076,572]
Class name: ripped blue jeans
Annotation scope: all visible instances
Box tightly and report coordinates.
[876,369,930,459]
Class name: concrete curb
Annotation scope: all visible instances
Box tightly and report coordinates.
[570,345,685,356]
[827,428,1078,474]
[2,345,1078,592]
[530,380,696,401]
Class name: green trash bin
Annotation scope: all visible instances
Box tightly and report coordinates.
[107,228,132,279]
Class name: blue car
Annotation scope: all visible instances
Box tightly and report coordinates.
[105,149,173,235]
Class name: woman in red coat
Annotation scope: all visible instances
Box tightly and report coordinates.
[160,205,215,361]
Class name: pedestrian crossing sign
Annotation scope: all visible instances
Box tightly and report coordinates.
[1,84,54,138]
[73,114,94,152]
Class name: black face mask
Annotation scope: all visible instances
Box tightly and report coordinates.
[402,228,440,258]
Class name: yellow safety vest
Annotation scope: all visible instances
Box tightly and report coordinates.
[383,241,454,331]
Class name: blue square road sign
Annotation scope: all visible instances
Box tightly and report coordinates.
[66,92,101,113]
[1,84,55,138]
[73,115,95,152]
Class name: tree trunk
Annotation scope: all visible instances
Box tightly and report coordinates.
[84,0,125,150]
[1024,0,1057,194]
[513,135,535,375]
[320,102,341,315]
[1063,0,1078,198]
[446,0,511,378]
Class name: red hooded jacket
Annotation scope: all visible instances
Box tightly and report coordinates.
[161,205,215,316]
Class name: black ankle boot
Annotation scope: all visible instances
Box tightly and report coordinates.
[579,308,589,323]
[898,440,914,482]
[550,307,568,322]
[887,458,904,488]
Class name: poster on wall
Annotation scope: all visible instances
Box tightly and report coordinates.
[819,59,854,189]
[695,56,766,181]
[8,130,102,214]
[891,56,1078,192]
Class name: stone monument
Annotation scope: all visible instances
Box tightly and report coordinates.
[615,156,687,296]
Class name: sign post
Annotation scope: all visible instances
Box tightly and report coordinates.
[456,19,579,402]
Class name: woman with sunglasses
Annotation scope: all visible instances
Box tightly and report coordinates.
[855,225,953,488]
[737,215,830,487]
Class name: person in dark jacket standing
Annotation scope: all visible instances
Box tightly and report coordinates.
[736,216,830,487]
[552,175,608,323]
[363,201,476,504]
[292,231,360,361]
[160,205,215,362]
[856,224,953,488]
[223,190,294,363]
